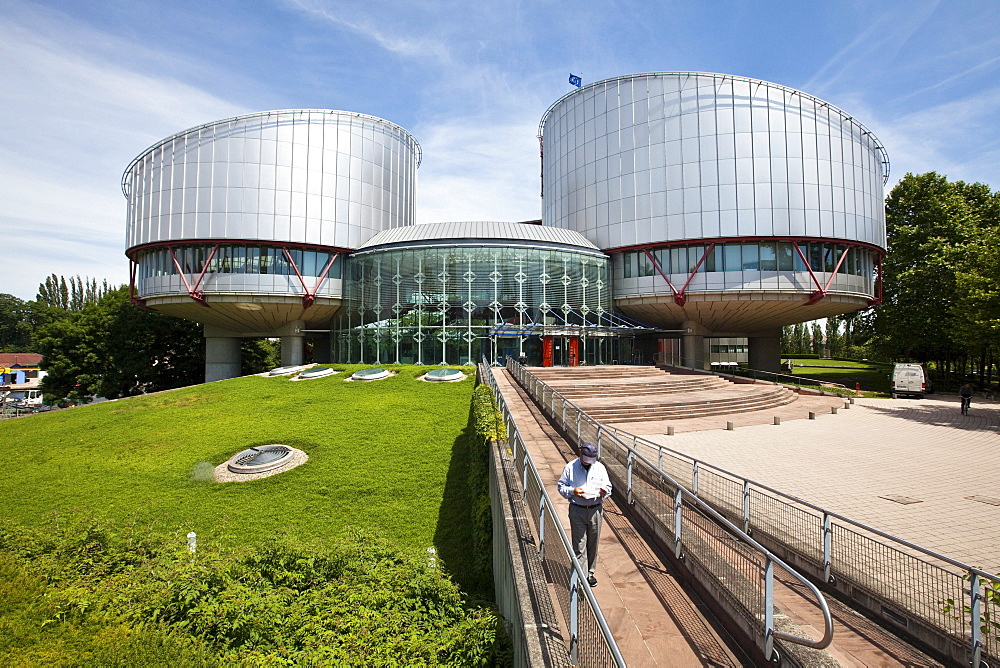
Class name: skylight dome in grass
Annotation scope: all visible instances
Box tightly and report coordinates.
[295,366,336,380]
[227,444,292,474]
[424,368,466,382]
[352,368,390,381]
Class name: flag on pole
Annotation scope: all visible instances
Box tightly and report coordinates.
[568,73,582,88]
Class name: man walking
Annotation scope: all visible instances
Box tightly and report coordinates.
[557,442,612,587]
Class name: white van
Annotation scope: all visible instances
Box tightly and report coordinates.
[891,364,926,399]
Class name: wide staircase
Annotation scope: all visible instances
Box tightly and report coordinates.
[528,365,798,422]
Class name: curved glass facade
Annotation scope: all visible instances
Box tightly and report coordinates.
[540,73,887,251]
[333,244,631,365]
[124,109,421,254]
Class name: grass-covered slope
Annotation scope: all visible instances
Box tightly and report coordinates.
[0,365,477,566]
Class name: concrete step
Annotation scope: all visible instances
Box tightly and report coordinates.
[586,395,799,421]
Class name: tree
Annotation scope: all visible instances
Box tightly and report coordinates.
[0,294,33,352]
[825,317,844,357]
[241,338,281,374]
[36,274,110,311]
[811,322,824,356]
[37,287,204,403]
[873,172,999,387]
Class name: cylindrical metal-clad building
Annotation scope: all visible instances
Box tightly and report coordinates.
[122,109,421,380]
[539,72,888,369]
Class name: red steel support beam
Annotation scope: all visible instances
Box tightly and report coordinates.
[804,245,852,306]
[868,252,884,307]
[643,248,681,302]
[676,243,716,306]
[167,246,212,306]
[282,249,340,308]
[127,260,149,309]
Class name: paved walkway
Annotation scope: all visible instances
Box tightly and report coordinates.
[492,369,746,667]
[640,395,1000,574]
[494,368,943,666]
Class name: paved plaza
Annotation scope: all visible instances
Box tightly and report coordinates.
[639,394,1000,574]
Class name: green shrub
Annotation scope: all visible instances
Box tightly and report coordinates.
[0,517,501,665]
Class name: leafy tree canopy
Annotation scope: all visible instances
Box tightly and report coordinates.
[37,287,204,403]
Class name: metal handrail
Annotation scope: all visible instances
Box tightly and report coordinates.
[511,359,1000,665]
[601,422,1000,582]
[505,358,835,657]
[479,359,626,667]
[656,355,849,391]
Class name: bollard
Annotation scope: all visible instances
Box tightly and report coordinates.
[831,407,838,414]
[809,412,816,420]
[726,421,734,431]
[667,425,675,436]
[844,401,850,410]
[849,397,855,404]
[773,416,781,425]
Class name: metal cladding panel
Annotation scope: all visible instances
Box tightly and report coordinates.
[357,221,602,251]
[124,110,420,252]
[539,73,888,251]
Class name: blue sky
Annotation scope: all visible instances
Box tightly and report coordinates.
[2,0,998,301]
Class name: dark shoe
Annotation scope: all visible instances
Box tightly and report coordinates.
[587,575,598,587]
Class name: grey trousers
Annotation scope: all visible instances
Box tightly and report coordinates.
[569,503,604,576]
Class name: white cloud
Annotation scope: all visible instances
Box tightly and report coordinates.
[855,86,1000,189]
[0,3,245,300]
[281,0,452,62]
[414,117,543,224]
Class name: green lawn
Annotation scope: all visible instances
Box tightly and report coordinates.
[0,365,480,585]
[786,358,892,394]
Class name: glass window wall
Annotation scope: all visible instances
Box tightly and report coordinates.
[333,245,615,365]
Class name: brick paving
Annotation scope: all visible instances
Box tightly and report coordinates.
[639,395,1000,574]
[492,369,745,667]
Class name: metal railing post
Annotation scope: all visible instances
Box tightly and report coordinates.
[569,569,580,666]
[596,425,602,458]
[657,446,663,472]
[627,450,634,505]
[743,480,751,534]
[576,411,582,444]
[764,557,775,660]
[522,447,529,499]
[970,571,983,668]
[561,402,567,430]
[692,461,700,496]
[823,513,833,583]
[674,488,683,559]
[538,496,547,561]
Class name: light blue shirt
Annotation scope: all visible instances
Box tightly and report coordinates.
[557,458,612,504]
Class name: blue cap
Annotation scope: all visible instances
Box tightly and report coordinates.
[580,442,598,464]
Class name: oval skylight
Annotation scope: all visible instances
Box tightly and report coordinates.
[425,368,466,382]
[297,367,336,379]
[352,368,390,381]
[227,444,293,474]
[269,366,300,376]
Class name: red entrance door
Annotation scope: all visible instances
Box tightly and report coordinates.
[568,337,579,366]
[542,336,554,367]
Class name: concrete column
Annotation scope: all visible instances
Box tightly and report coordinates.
[681,321,706,369]
[281,335,305,366]
[205,336,242,382]
[748,328,783,373]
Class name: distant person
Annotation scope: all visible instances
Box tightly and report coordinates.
[557,442,611,587]
[960,383,974,415]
